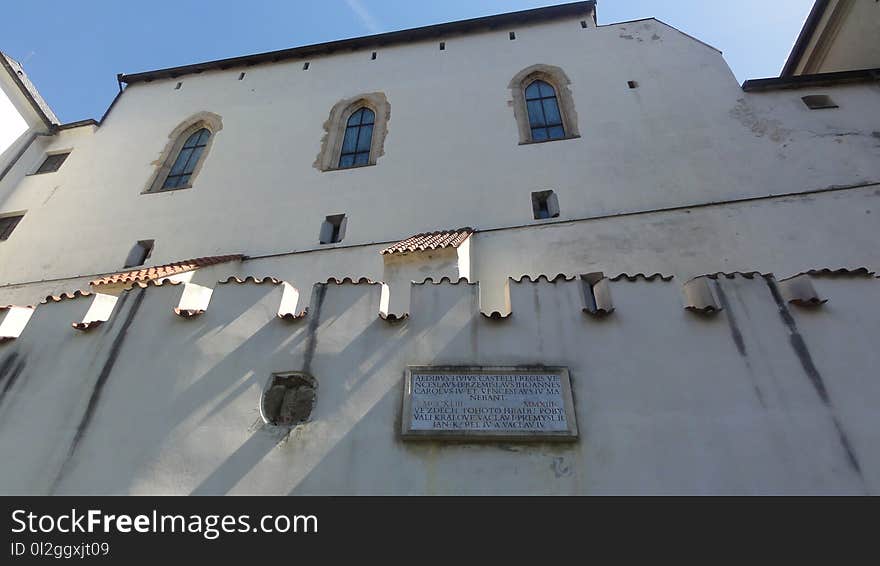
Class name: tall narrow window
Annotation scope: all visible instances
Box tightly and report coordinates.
[525,80,565,141]
[162,128,211,189]
[338,108,374,168]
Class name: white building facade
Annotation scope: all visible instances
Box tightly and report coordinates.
[0,2,878,494]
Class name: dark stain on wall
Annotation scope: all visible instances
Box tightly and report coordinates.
[713,281,766,408]
[0,352,26,404]
[51,288,145,492]
[302,283,326,374]
[765,277,865,485]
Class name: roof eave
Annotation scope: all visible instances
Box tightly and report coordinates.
[119,1,596,85]
[781,0,831,77]
[742,67,880,92]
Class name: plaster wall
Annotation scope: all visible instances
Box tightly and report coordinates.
[0,271,877,495]
[0,17,878,289]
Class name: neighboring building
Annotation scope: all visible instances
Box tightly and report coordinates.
[782,0,880,75]
[0,2,878,494]
[0,52,59,187]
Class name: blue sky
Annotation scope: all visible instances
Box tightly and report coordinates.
[1,0,814,123]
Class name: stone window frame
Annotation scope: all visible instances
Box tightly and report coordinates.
[314,92,390,172]
[143,111,223,194]
[509,64,580,145]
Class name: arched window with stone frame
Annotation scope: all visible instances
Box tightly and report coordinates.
[315,93,390,172]
[144,112,223,193]
[509,65,580,145]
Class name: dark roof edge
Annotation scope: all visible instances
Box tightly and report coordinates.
[781,0,830,77]
[741,67,880,92]
[0,52,58,130]
[56,119,98,131]
[119,1,596,85]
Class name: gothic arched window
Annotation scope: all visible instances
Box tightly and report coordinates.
[524,80,565,141]
[162,128,211,189]
[338,107,375,168]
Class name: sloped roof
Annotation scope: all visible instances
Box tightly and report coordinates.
[380,228,473,255]
[90,254,243,287]
[0,52,59,128]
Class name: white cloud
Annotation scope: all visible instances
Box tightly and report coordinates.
[345,0,383,34]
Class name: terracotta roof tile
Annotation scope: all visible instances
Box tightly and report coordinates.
[90,254,243,287]
[380,228,473,255]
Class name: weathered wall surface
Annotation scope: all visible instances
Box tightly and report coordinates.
[0,271,877,495]
[0,17,878,290]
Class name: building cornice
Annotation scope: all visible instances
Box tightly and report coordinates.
[118,1,596,85]
[742,66,880,91]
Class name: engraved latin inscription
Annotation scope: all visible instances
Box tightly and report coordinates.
[409,373,569,432]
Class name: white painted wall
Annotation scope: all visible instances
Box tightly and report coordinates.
[0,88,27,159]
[0,17,878,297]
[0,10,878,494]
[0,271,877,494]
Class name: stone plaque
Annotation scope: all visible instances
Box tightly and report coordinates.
[401,366,578,440]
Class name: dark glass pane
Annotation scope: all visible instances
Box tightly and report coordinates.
[531,127,548,141]
[184,146,205,174]
[339,154,355,168]
[195,129,211,146]
[341,127,359,153]
[169,148,194,175]
[35,152,69,173]
[354,152,370,166]
[538,81,556,98]
[162,175,181,189]
[547,125,565,139]
[542,98,562,126]
[527,100,546,127]
[348,109,365,126]
[356,125,373,152]
[360,108,375,125]
[182,130,203,149]
[178,174,191,186]
[525,81,542,100]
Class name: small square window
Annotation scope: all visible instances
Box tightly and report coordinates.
[0,214,24,241]
[320,214,347,244]
[628,80,639,89]
[802,95,838,110]
[35,152,70,174]
[531,190,560,220]
[124,239,155,268]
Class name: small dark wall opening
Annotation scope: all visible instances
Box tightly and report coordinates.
[531,190,560,220]
[262,373,317,426]
[0,214,24,241]
[802,94,838,110]
[35,152,70,174]
[124,239,154,268]
[320,214,347,244]
[627,80,639,89]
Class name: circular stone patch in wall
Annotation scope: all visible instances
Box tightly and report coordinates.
[261,372,317,426]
